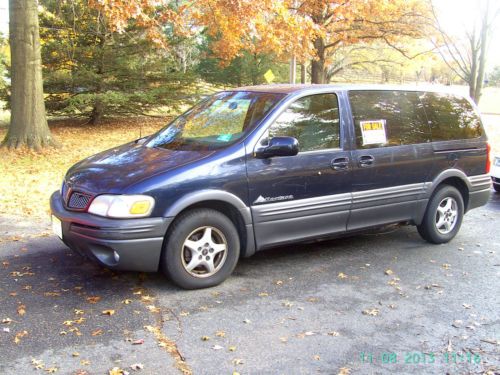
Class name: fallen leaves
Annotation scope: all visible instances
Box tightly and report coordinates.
[296,331,316,338]
[44,292,61,297]
[143,325,191,374]
[140,295,155,303]
[337,272,348,279]
[14,330,28,344]
[384,269,394,275]
[102,309,116,316]
[91,329,104,336]
[130,363,144,371]
[215,330,226,337]
[146,305,160,313]
[86,296,101,304]
[109,367,127,375]
[201,336,210,341]
[32,358,45,370]
[362,308,380,316]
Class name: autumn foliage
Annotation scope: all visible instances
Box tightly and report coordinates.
[92,0,433,83]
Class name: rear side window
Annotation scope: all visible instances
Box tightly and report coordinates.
[268,93,340,151]
[422,93,483,140]
[349,90,431,148]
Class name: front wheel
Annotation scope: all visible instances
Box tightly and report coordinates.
[494,184,500,193]
[417,185,464,244]
[162,208,240,289]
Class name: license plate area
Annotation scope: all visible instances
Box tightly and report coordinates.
[51,215,63,239]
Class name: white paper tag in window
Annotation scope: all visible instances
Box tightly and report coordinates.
[360,120,387,145]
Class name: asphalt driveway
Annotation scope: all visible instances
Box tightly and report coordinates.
[0,192,499,375]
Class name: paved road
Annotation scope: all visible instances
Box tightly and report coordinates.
[0,192,499,375]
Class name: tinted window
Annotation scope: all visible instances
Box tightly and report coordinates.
[147,91,284,151]
[268,93,340,151]
[423,93,483,140]
[349,90,431,148]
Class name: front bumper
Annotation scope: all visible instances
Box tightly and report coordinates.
[50,191,171,272]
[492,163,500,187]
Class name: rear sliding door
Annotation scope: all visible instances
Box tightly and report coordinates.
[347,90,433,230]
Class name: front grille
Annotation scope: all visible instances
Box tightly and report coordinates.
[67,191,92,210]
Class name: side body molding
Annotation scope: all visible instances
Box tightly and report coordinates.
[163,190,256,257]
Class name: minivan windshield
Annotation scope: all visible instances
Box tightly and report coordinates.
[147,91,284,151]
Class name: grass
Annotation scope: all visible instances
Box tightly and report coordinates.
[0,118,167,220]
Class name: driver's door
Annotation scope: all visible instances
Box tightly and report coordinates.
[246,93,352,250]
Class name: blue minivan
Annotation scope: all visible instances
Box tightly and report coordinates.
[50,85,492,289]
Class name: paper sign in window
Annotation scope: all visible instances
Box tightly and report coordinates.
[360,120,387,145]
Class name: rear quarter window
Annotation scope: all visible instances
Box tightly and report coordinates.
[349,90,431,148]
[422,92,483,141]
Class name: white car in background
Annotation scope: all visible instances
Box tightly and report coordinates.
[492,155,500,192]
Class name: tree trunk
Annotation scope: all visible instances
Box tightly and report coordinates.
[90,101,104,125]
[90,26,106,124]
[300,63,306,84]
[311,37,326,84]
[3,0,55,150]
[473,5,489,104]
[468,31,478,102]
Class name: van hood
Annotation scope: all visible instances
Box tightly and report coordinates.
[64,141,212,194]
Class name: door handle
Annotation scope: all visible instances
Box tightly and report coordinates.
[358,155,374,167]
[331,157,349,171]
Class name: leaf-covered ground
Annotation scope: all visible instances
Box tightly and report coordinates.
[0,118,167,221]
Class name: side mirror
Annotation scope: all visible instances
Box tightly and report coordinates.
[255,136,299,159]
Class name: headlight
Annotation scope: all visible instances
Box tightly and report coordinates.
[88,195,155,218]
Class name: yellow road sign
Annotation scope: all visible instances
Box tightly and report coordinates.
[264,69,275,83]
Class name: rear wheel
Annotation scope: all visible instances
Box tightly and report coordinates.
[417,185,464,244]
[162,208,240,289]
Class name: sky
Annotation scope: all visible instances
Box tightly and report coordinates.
[0,0,499,70]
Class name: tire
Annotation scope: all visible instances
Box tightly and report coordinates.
[162,208,240,289]
[417,185,464,244]
[494,184,500,193]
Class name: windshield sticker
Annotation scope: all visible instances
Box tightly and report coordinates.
[183,99,251,138]
[360,120,387,145]
[217,134,233,142]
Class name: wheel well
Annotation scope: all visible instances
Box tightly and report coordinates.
[439,177,469,211]
[175,200,249,257]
